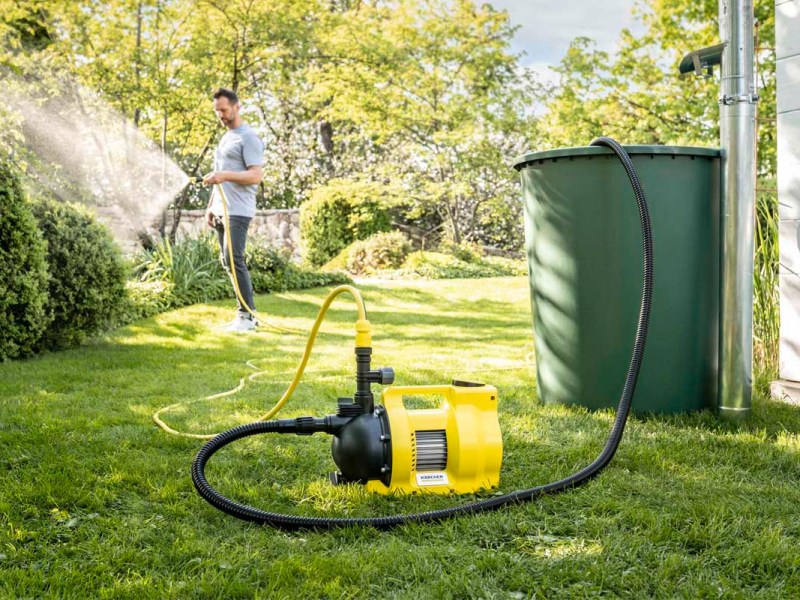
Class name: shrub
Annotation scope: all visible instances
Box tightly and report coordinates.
[246,242,291,293]
[30,198,128,350]
[322,247,350,272]
[398,251,526,279]
[437,239,484,264]
[345,231,413,275]
[0,164,51,360]
[247,240,352,293]
[124,279,175,321]
[133,234,230,308]
[300,179,391,267]
[278,264,352,291]
[124,234,352,321]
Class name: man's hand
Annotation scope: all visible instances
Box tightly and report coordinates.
[205,208,215,228]
[203,171,227,185]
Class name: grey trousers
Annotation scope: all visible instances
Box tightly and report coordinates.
[213,215,256,317]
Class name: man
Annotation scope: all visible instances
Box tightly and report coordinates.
[204,88,264,332]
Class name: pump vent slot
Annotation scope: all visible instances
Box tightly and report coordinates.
[412,429,447,471]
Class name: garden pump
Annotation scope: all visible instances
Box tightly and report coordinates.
[198,347,503,496]
[357,381,502,494]
[190,137,654,530]
[325,365,503,496]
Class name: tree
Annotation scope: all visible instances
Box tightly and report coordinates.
[539,0,775,177]
[310,0,536,249]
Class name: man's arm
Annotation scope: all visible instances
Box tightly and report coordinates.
[203,165,262,186]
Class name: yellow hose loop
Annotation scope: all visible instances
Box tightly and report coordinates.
[153,283,372,439]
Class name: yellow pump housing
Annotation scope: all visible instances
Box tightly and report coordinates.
[366,382,502,495]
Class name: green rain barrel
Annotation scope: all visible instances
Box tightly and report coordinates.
[513,145,720,414]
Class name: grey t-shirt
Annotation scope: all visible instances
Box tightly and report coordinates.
[209,123,264,218]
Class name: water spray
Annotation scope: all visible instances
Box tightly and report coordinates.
[3,82,188,252]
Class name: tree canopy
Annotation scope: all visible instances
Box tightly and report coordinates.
[0,0,776,251]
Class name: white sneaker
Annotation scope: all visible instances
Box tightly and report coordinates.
[223,315,257,332]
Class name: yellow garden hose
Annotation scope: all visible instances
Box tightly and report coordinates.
[216,183,296,334]
[153,283,371,439]
[153,182,373,439]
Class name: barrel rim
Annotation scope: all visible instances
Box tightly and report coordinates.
[512,145,721,170]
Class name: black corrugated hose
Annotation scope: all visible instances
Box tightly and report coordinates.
[191,137,654,530]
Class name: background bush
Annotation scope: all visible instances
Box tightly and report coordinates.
[397,251,526,279]
[31,197,127,350]
[300,179,391,267]
[125,233,351,320]
[132,234,229,308]
[345,231,413,275]
[123,279,175,321]
[247,240,352,293]
[323,231,413,275]
[323,237,525,280]
[437,239,484,264]
[0,164,51,360]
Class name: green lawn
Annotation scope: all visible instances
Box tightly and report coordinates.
[1,277,799,599]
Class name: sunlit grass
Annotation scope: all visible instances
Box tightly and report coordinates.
[1,277,799,598]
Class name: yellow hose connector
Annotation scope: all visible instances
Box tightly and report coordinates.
[355,319,372,348]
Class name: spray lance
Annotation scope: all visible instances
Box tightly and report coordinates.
[186,137,654,530]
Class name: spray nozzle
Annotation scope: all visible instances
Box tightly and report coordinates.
[183,175,204,188]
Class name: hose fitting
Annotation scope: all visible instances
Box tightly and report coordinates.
[355,319,372,348]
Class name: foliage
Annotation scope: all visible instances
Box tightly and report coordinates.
[438,239,484,264]
[123,279,175,321]
[0,162,51,360]
[125,233,349,320]
[311,0,533,249]
[246,240,352,293]
[340,231,413,275]
[539,0,774,175]
[396,251,526,280]
[754,180,779,379]
[300,179,392,267]
[132,234,230,308]
[30,197,128,351]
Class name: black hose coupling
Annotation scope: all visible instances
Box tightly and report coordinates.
[273,415,356,436]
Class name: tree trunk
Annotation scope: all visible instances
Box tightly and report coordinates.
[169,133,215,242]
[133,1,143,128]
[158,109,168,238]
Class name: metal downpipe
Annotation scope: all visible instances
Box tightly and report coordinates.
[718,0,757,419]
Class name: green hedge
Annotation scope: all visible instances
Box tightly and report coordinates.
[247,242,351,293]
[300,179,391,267]
[31,198,128,350]
[395,251,527,279]
[0,164,51,360]
[125,234,352,320]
